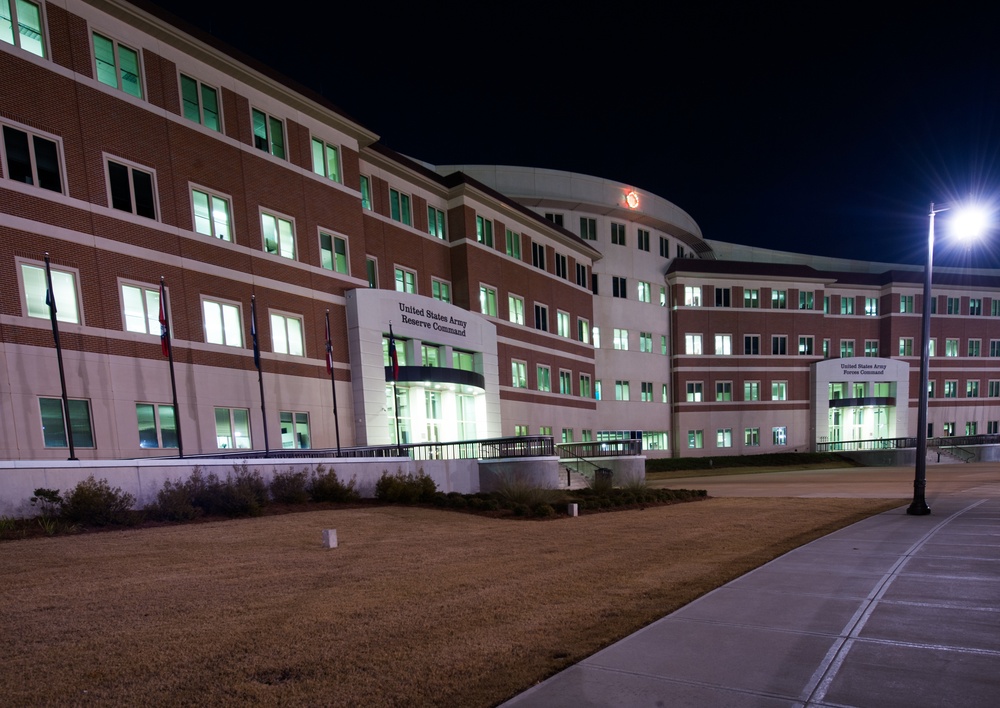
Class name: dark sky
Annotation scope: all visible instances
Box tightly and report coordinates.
[149,1,1000,268]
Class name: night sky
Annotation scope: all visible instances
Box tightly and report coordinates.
[148,1,1000,268]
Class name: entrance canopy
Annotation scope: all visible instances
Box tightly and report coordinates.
[811,357,911,449]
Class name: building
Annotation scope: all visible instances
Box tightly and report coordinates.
[2,0,999,462]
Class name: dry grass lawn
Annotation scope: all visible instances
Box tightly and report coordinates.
[0,497,902,706]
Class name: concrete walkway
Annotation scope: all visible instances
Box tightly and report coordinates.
[503,465,1000,707]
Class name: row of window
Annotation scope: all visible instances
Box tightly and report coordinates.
[468,282,590,342]
[510,362,592,397]
[602,276,665,304]
[683,333,1000,359]
[39,398,310,451]
[685,381,788,403]
[688,427,787,449]
[568,214,688,259]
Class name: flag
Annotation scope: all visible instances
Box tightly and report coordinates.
[159,279,170,358]
[250,296,261,371]
[388,324,399,381]
[324,310,334,375]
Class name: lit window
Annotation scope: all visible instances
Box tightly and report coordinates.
[389,188,412,226]
[476,215,493,246]
[251,108,285,158]
[865,340,878,357]
[319,232,348,274]
[865,297,878,316]
[967,380,980,398]
[480,285,497,316]
[899,338,914,356]
[421,344,439,367]
[593,327,601,348]
[311,137,340,182]
[945,339,959,357]
[798,291,814,309]
[900,295,914,313]
[686,382,703,402]
[180,75,220,131]
[684,286,702,306]
[745,428,760,446]
[772,381,787,401]
[280,411,310,449]
[744,382,759,401]
[270,312,304,356]
[798,336,813,355]
[578,318,590,344]
[970,298,983,316]
[615,380,630,401]
[637,281,651,302]
[262,212,295,259]
[944,380,957,398]
[685,334,702,355]
[613,328,629,351]
[40,397,94,448]
[192,188,232,241]
[511,360,527,388]
[136,403,177,448]
[947,297,960,315]
[360,176,372,210]
[121,282,161,334]
[506,229,521,258]
[1,0,44,56]
[716,382,732,401]
[1,123,62,192]
[841,296,855,315]
[394,267,416,294]
[557,311,570,338]
[715,334,732,355]
[560,371,572,395]
[580,374,592,398]
[537,365,551,392]
[107,159,156,219]
[93,32,142,98]
[641,381,653,402]
[688,430,703,449]
[744,289,759,308]
[840,340,855,357]
[639,331,652,353]
[21,262,79,323]
[772,427,787,445]
[432,279,451,303]
[717,428,732,448]
[202,298,242,347]
[508,295,524,325]
[428,206,446,239]
[771,290,786,309]
[215,407,251,449]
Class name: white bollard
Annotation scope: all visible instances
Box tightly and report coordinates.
[568,503,578,517]
[322,529,338,548]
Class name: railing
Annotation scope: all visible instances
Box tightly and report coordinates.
[817,433,1000,454]
[555,443,605,485]
[558,440,643,458]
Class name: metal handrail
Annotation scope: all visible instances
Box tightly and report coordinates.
[817,433,1000,453]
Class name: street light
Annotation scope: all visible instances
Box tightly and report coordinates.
[908,202,988,516]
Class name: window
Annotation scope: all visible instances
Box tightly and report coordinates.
[508,295,524,325]
[504,228,521,258]
[311,137,340,182]
[40,398,94,448]
[203,299,242,347]
[1,123,62,193]
[261,212,295,259]
[270,312,303,356]
[900,338,914,356]
[865,340,878,357]
[454,350,474,371]
[994,300,1000,316]
[432,279,451,303]
[660,287,667,307]
[677,245,685,258]
[943,422,955,437]
[744,335,760,355]
[771,335,787,355]
[561,428,573,443]
[865,297,878,316]
[591,274,599,295]
[929,339,936,357]
[1,0,44,56]
[966,422,978,436]
[637,281,651,302]
[688,430,704,449]
[531,241,546,270]
[771,290,786,309]
[945,338,959,357]
[612,276,627,298]
[514,424,528,436]
[476,215,494,246]
[479,285,496,315]
[611,222,626,245]
[969,340,981,357]
[22,262,79,323]
[360,176,372,210]
[824,296,830,313]
[715,334,732,355]
[772,381,787,401]
[180,74,220,131]
[121,282,161,334]
[684,334,702,355]
[662,384,668,403]
[544,212,563,226]
[990,380,1000,398]
[251,108,285,158]
[394,267,416,294]
[717,428,733,448]
[578,318,590,344]
[576,263,588,288]
[798,336,813,355]
[637,229,650,252]
[511,360,527,388]
[823,339,830,358]
[641,381,653,402]
[745,428,760,446]
[389,189,412,226]
[930,297,938,314]
[772,427,787,445]
[215,407,251,449]
[554,253,568,279]
[639,331,652,352]
[580,217,597,240]
[277,411,310,449]
[192,188,232,240]
[928,380,936,398]
[840,296,854,315]
[744,289,759,308]
[991,340,1000,357]
[426,207,445,239]
[614,328,629,351]
[716,382,732,401]
[944,380,957,398]
[382,335,408,367]
[967,380,980,398]
[536,365,551,392]
[366,257,378,288]
[534,303,548,332]
[136,403,177,448]
[744,381,760,401]
[659,236,670,257]
[840,340,855,357]
[990,421,999,435]
[593,327,601,348]
[799,291,814,309]
[947,296,960,315]
[970,298,982,316]
[615,380,630,401]
[896,294,913,313]
[686,382,703,402]
[314,232,349,274]
[580,374,592,398]
[422,344,439,367]
[684,286,702,306]
[107,159,156,219]
[661,335,668,355]
[93,32,141,98]
[557,311,570,338]
[716,288,731,307]
[560,370,572,395]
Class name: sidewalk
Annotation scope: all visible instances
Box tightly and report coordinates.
[503,476,1000,707]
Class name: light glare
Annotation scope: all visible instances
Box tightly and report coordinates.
[950,206,989,242]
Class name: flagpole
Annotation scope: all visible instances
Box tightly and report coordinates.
[159,277,183,458]
[251,295,270,456]
[44,253,76,460]
[325,310,341,455]
[389,323,402,456]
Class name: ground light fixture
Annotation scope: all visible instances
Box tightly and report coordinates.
[908,202,988,515]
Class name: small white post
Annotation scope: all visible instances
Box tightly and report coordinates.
[568,503,578,517]
[322,529,338,548]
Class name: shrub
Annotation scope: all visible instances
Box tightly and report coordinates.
[269,467,310,504]
[60,476,137,527]
[214,465,268,517]
[532,503,556,518]
[375,469,437,504]
[589,469,614,496]
[30,488,63,518]
[493,473,553,508]
[308,466,359,503]
[148,477,202,521]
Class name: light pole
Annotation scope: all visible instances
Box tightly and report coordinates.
[908,202,988,516]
